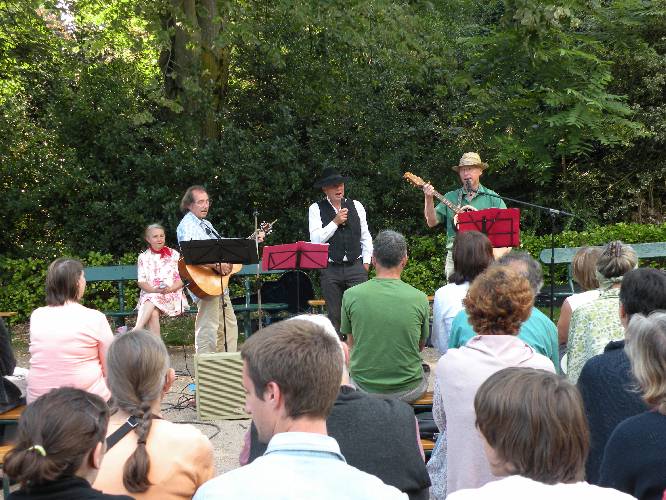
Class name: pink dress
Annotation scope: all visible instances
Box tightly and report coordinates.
[137,248,188,316]
[28,302,114,403]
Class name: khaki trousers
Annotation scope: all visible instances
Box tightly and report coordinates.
[194,293,238,353]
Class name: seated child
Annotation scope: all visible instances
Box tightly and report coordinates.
[135,223,188,336]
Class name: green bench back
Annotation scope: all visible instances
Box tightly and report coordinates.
[538,242,666,299]
[84,265,138,282]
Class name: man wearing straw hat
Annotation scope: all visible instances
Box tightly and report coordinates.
[309,167,373,334]
[423,152,506,279]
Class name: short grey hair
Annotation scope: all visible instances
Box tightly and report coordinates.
[625,312,666,413]
[496,251,544,295]
[373,230,407,268]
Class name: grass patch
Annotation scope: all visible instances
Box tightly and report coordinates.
[161,316,196,346]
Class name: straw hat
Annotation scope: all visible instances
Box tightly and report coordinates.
[452,152,488,172]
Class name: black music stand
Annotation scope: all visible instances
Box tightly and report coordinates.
[262,242,329,313]
[180,239,259,351]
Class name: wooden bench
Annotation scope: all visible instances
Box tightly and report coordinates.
[84,263,288,336]
[0,405,24,497]
[537,242,666,306]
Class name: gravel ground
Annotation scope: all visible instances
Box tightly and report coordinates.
[11,329,441,477]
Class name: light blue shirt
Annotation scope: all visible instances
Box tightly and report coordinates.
[176,211,221,243]
[193,432,407,500]
[448,307,560,373]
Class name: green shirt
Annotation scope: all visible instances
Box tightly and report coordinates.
[340,278,429,393]
[435,184,506,249]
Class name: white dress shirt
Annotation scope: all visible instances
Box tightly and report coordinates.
[308,198,373,264]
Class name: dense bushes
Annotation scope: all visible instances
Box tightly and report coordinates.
[3,222,664,323]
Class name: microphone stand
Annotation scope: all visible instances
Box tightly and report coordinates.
[471,189,575,320]
[254,208,263,330]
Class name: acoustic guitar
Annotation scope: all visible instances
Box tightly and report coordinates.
[178,220,276,299]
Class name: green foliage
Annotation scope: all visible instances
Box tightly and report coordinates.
[0,0,665,263]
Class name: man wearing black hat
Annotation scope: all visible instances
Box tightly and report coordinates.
[309,168,373,333]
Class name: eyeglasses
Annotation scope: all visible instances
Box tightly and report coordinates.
[195,199,211,207]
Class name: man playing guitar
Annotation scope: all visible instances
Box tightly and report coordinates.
[422,152,506,279]
[176,185,263,353]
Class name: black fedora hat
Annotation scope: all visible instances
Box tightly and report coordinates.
[313,167,350,188]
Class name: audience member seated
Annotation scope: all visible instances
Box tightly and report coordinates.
[242,315,430,500]
[448,251,559,372]
[448,367,633,500]
[0,318,23,415]
[94,330,214,499]
[567,241,637,382]
[4,387,133,500]
[429,266,554,498]
[431,231,493,353]
[27,258,114,403]
[599,312,666,500]
[557,246,602,347]
[340,230,429,402]
[134,223,188,336]
[194,319,407,499]
[578,268,666,483]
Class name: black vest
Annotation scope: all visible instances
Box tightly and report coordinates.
[249,386,431,500]
[317,199,362,263]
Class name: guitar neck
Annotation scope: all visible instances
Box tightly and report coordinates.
[432,190,462,214]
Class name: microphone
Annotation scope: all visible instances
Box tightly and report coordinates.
[465,179,473,193]
[340,198,347,227]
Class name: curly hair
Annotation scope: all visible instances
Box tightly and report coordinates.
[464,266,534,335]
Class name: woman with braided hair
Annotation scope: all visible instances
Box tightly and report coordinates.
[93,330,214,499]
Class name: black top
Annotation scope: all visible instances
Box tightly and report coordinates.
[317,199,362,263]
[250,385,431,500]
[577,340,648,484]
[0,318,23,413]
[7,476,134,500]
[599,410,666,500]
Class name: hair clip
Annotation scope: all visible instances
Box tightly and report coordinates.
[27,445,47,457]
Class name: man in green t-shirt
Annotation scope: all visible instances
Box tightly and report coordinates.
[340,230,429,402]
[423,152,506,279]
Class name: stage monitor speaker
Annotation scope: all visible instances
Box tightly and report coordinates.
[194,352,249,421]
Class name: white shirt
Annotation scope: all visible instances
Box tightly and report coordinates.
[448,474,635,500]
[193,432,406,500]
[431,282,470,354]
[308,199,373,264]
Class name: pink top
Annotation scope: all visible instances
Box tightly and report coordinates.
[434,335,555,495]
[27,302,114,403]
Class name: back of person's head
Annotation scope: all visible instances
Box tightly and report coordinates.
[373,230,407,269]
[596,240,637,280]
[625,312,666,414]
[464,266,533,336]
[241,319,343,420]
[475,367,588,484]
[106,329,170,492]
[571,246,602,291]
[619,268,666,319]
[180,185,207,212]
[496,251,544,295]
[449,231,494,285]
[45,258,84,306]
[4,388,108,487]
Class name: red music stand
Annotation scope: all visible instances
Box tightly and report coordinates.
[262,242,329,312]
[457,208,521,247]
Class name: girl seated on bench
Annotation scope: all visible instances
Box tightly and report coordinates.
[135,224,188,336]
